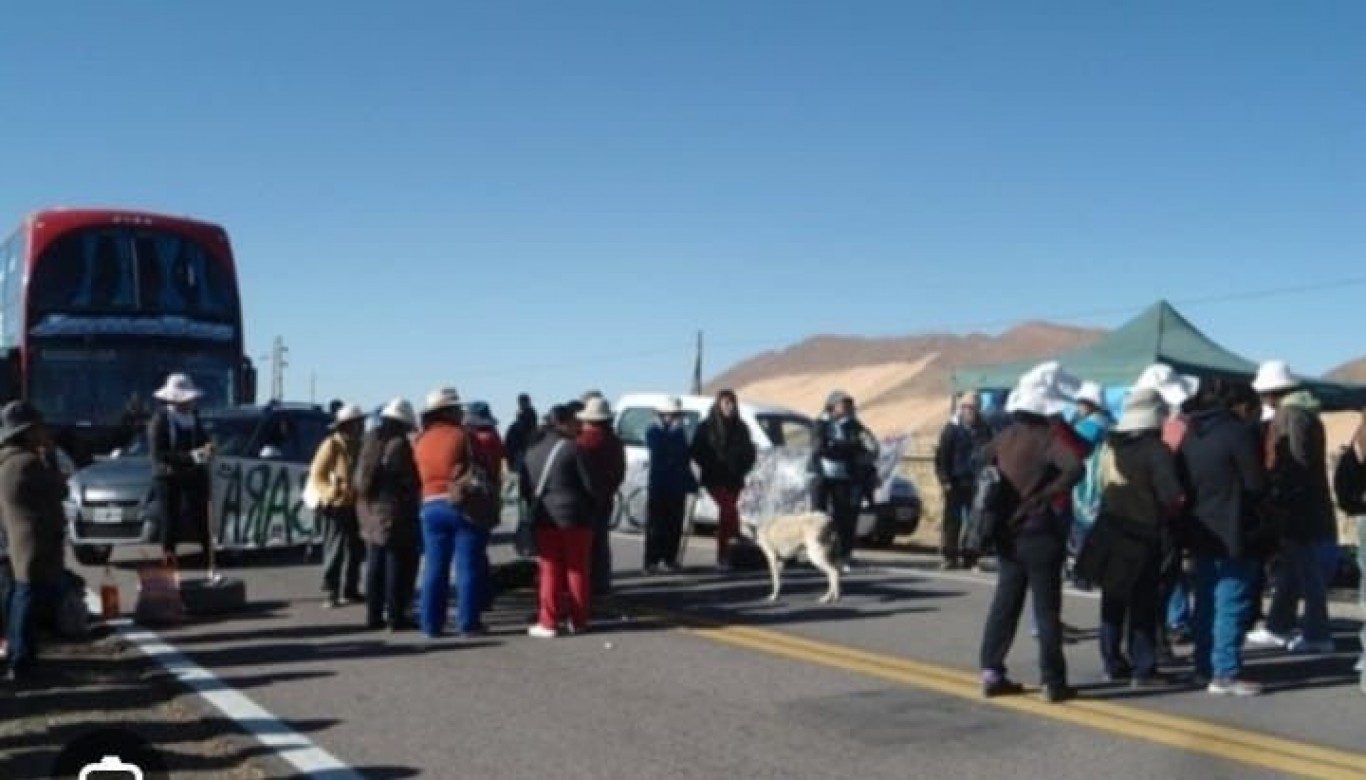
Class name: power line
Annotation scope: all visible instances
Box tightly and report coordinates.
[440,275,1366,381]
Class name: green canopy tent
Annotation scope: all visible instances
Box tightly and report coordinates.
[952,300,1366,411]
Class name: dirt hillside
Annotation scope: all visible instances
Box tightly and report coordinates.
[708,322,1103,445]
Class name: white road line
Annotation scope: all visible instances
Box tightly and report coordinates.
[87,592,363,779]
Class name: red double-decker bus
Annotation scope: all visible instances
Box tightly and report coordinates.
[0,208,256,464]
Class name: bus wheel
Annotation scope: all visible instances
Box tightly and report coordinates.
[73,544,114,566]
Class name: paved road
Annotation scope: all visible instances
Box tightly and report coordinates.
[66,527,1366,780]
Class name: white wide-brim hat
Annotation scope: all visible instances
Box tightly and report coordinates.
[1017,361,1083,400]
[657,396,685,415]
[153,373,204,404]
[1005,386,1071,417]
[424,387,462,413]
[1006,361,1081,416]
[1252,360,1301,394]
[1075,380,1105,408]
[1133,363,1199,408]
[578,396,614,422]
[1115,387,1167,433]
[381,398,417,428]
[331,403,366,429]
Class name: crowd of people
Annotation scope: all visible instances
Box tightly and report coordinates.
[2,361,1360,701]
[303,383,887,640]
[935,359,1366,700]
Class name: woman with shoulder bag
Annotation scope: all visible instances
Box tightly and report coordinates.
[357,398,421,632]
[413,388,492,639]
[1087,388,1185,687]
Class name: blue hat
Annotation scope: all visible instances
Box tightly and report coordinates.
[464,401,498,428]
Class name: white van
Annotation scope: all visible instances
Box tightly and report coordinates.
[613,393,808,532]
[611,393,920,543]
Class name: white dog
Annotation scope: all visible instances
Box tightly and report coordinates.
[753,511,842,604]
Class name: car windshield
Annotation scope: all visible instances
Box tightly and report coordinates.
[121,413,262,458]
[754,413,814,449]
[616,406,701,447]
[119,410,330,463]
[30,344,236,425]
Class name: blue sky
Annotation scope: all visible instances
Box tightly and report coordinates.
[2,1,1362,421]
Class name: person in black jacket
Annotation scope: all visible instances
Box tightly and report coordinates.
[519,405,596,637]
[1177,379,1269,696]
[1246,361,1336,654]
[977,381,1086,704]
[1091,389,1185,687]
[935,391,994,570]
[147,374,215,570]
[809,391,878,570]
[504,393,540,473]
[691,390,758,570]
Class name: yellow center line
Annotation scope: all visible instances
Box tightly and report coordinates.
[620,602,1366,780]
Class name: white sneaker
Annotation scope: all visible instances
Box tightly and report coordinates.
[1285,637,1334,654]
[1207,678,1263,697]
[1354,654,1364,673]
[527,624,558,639]
[1244,627,1290,648]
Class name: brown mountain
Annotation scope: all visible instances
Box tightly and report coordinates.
[1327,358,1366,385]
[706,322,1104,437]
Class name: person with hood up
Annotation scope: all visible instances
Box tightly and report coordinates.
[691,390,758,571]
[148,373,216,571]
[1244,360,1336,655]
[504,393,539,473]
[1177,378,1269,695]
[810,390,879,571]
[934,390,995,570]
[307,403,368,608]
[576,397,626,596]
[520,405,597,637]
[644,397,698,573]
[977,363,1087,703]
[1090,388,1185,687]
[357,398,421,632]
[0,402,67,682]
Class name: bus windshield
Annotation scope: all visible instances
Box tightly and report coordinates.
[30,344,237,424]
[28,226,238,321]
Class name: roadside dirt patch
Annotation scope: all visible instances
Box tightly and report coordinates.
[0,627,278,779]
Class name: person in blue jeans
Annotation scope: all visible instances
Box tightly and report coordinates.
[1166,574,1191,639]
[413,388,491,639]
[1177,379,1269,696]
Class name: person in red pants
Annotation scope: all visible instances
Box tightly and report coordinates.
[519,405,596,637]
[690,390,757,570]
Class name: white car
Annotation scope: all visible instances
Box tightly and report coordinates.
[611,393,919,544]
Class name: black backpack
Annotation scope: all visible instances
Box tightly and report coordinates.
[1332,445,1366,515]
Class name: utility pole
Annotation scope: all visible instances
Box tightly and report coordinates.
[309,372,317,404]
[268,336,288,402]
[691,330,704,395]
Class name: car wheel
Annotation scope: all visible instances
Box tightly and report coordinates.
[868,518,898,548]
[73,544,114,566]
